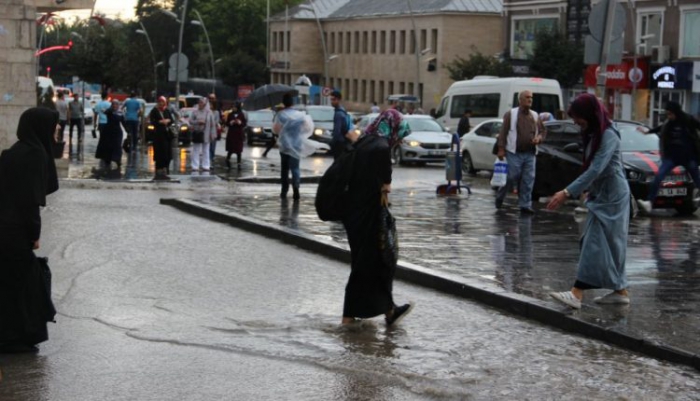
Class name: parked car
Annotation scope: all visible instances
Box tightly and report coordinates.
[244,109,275,146]
[83,104,94,125]
[460,118,504,174]
[533,120,700,215]
[305,105,335,145]
[355,113,452,165]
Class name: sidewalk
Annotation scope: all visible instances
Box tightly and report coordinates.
[61,135,700,370]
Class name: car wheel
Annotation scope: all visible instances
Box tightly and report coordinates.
[392,146,404,165]
[675,188,700,216]
[461,151,478,175]
[247,137,254,146]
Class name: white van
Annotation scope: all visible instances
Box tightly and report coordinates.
[435,77,563,130]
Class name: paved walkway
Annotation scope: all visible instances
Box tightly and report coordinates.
[60,134,700,367]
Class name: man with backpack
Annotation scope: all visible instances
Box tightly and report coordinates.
[330,90,354,160]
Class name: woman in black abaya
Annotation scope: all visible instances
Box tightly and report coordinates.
[341,109,413,327]
[0,107,59,351]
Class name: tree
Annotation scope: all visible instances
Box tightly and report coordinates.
[445,47,511,81]
[530,28,584,88]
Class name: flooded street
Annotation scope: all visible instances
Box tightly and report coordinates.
[1,187,698,400]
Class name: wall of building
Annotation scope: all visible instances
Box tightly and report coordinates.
[270,12,504,113]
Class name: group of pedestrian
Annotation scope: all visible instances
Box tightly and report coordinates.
[54,92,86,145]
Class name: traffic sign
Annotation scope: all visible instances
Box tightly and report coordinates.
[322,87,332,97]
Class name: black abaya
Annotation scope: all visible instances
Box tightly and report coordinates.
[0,107,59,346]
[341,135,394,318]
[149,107,174,169]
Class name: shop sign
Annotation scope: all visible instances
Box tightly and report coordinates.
[584,57,649,89]
[237,85,254,99]
[652,66,676,89]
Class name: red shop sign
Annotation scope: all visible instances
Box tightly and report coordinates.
[585,57,649,90]
[237,84,255,100]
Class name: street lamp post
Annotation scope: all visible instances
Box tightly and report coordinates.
[136,22,159,97]
[162,2,189,109]
[191,10,215,94]
[300,2,329,104]
[406,0,421,106]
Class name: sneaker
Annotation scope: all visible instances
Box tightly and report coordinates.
[593,292,630,305]
[549,291,581,309]
[637,199,652,214]
[385,303,414,327]
[520,207,535,214]
[574,206,588,213]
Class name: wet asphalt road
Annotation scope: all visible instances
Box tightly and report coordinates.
[1,186,699,400]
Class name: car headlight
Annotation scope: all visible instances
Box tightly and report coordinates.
[252,127,262,133]
[408,140,421,147]
[626,170,641,180]
[147,124,155,130]
[314,128,324,136]
[180,125,188,132]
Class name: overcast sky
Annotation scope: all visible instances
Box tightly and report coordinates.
[56,0,137,22]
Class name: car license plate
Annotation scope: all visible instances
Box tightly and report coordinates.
[429,150,446,156]
[658,187,687,197]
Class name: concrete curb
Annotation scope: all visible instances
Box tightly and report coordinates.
[232,175,322,184]
[160,197,700,371]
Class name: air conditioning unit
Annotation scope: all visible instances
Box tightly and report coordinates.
[652,45,670,63]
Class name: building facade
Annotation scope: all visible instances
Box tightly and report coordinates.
[0,0,92,150]
[268,0,504,113]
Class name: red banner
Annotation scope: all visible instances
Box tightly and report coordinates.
[237,85,254,100]
[585,57,650,90]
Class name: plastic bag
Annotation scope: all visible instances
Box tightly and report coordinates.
[490,158,508,188]
[378,193,399,268]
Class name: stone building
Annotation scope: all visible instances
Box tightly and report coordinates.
[0,0,91,150]
[268,0,504,113]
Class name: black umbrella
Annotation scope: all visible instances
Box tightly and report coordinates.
[242,84,299,111]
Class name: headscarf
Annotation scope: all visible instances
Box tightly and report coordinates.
[157,96,167,111]
[1,107,59,207]
[664,101,688,124]
[192,97,216,140]
[567,93,612,171]
[363,109,411,147]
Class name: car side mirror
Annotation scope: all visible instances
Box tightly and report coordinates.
[563,143,581,153]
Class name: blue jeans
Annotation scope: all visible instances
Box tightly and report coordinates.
[209,140,217,163]
[125,120,139,150]
[280,153,300,195]
[648,158,700,203]
[496,151,536,208]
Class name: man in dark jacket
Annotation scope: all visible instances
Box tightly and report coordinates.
[330,90,351,160]
[457,109,472,137]
[637,101,700,213]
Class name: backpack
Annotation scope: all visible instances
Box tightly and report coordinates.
[344,111,354,134]
[315,136,368,221]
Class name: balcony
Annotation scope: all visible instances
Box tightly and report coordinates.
[36,0,94,13]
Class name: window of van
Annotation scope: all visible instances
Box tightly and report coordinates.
[450,94,500,118]
[512,93,560,115]
[435,97,448,118]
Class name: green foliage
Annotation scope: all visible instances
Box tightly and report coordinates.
[445,47,511,81]
[530,28,584,88]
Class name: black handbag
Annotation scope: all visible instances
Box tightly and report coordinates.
[192,131,205,144]
[37,257,57,323]
[122,137,131,152]
[378,194,398,268]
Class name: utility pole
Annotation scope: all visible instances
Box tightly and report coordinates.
[595,0,618,99]
[175,0,189,108]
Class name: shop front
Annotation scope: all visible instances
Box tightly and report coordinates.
[649,61,695,126]
[585,57,651,122]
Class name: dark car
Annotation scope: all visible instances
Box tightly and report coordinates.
[534,120,700,215]
[244,110,275,146]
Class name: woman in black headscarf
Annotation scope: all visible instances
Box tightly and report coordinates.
[0,107,60,351]
[95,99,126,170]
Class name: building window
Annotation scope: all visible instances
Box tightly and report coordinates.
[408,83,414,97]
[353,79,358,101]
[371,31,377,53]
[346,32,351,54]
[361,80,367,102]
[363,32,368,54]
[278,32,284,53]
[680,7,700,57]
[370,80,376,103]
[330,77,334,89]
[286,31,290,52]
[420,29,427,52]
[637,9,663,56]
[431,29,438,54]
[338,32,343,53]
[390,31,396,54]
[400,31,406,54]
[511,16,558,60]
[272,32,277,52]
[410,30,416,53]
[399,82,405,94]
[345,79,350,97]
[330,32,335,53]
[379,81,385,104]
[380,31,387,54]
[388,81,394,95]
[354,31,360,53]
